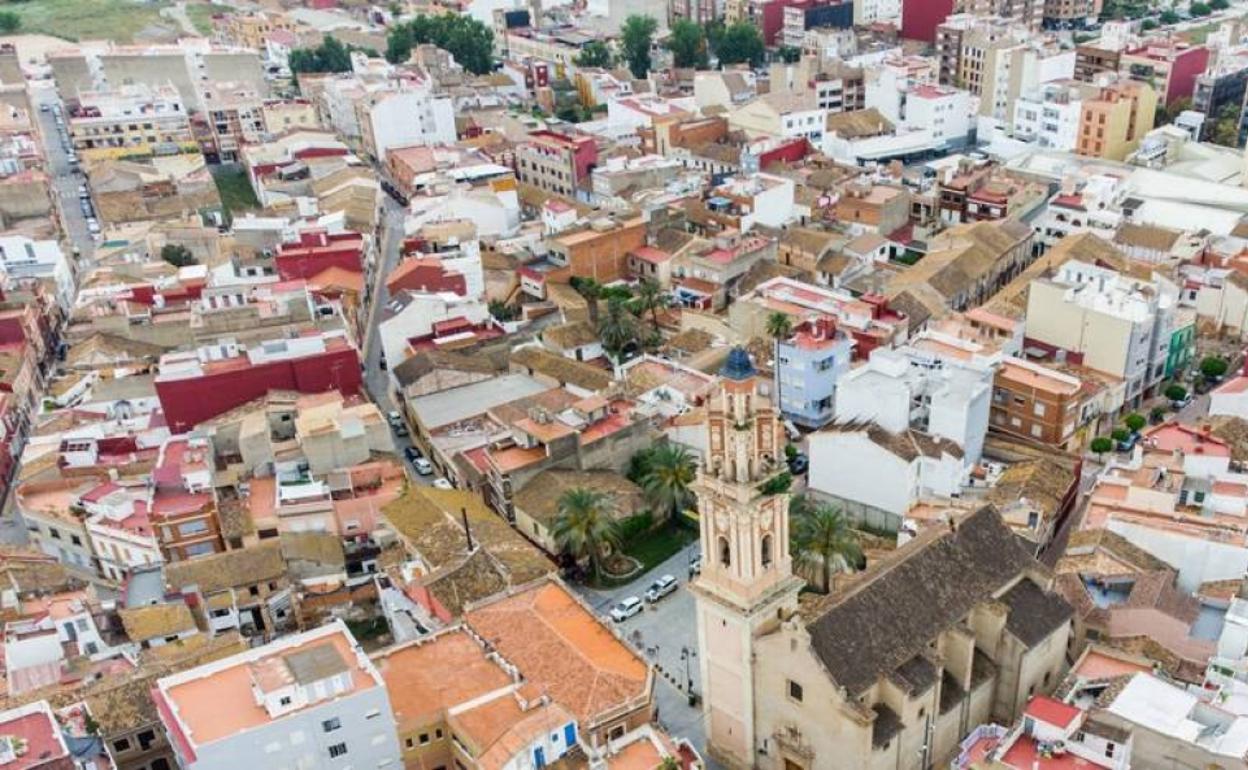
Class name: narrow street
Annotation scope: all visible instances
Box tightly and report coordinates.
[29,83,95,265]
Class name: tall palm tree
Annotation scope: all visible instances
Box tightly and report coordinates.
[791,503,861,594]
[765,311,793,340]
[575,279,604,324]
[598,295,639,359]
[634,278,669,340]
[551,487,621,581]
[641,443,697,521]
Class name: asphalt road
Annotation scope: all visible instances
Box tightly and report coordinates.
[29,83,96,264]
[572,540,721,768]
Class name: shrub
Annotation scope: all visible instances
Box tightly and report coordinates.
[1201,356,1230,381]
[1165,384,1188,402]
[1111,428,1130,443]
[1124,413,1147,433]
[758,472,792,496]
[616,511,655,543]
[1090,437,1113,455]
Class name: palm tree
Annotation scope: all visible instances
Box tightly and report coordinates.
[634,278,669,340]
[640,443,697,520]
[598,295,639,359]
[575,278,604,324]
[551,487,621,581]
[791,503,861,594]
[765,311,793,340]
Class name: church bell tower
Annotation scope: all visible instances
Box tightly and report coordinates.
[691,347,804,769]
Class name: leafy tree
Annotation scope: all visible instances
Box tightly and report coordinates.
[1165,384,1188,402]
[597,295,639,357]
[1150,406,1167,423]
[1141,18,1159,29]
[777,45,801,63]
[621,14,658,79]
[1111,427,1130,443]
[759,471,792,495]
[1210,0,1229,9]
[1201,356,1230,381]
[1209,103,1241,147]
[385,13,495,74]
[714,22,765,68]
[1124,413,1147,433]
[792,503,861,594]
[1090,436,1113,456]
[572,277,603,324]
[289,36,358,74]
[488,299,519,321]
[551,487,621,581]
[160,244,196,267]
[1159,9,1181,22]
[0,12,20,34]
[575,40,614,68]
[1190,1,1212,15]
[639,443,697,520]
[667,19,709,69]
[765,311,793,340]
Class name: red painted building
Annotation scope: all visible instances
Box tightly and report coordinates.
[1121,40,1210,106]
[901,0,955,42]
[275,230,365,281]
[155,334,362,433]
[385,257,468,297]
[755,137,810,168]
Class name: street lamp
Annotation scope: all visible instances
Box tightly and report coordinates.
[681,646,697,705]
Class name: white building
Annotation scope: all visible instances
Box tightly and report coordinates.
[1025,260,1177,404]
[1033,173,1125,249]
[1011,81,1089,152]
[82,481,163,581]
[833,344,994,463]
[1212,372,1248,420]
[377,290,490,373]
[854,0,901,24]
[363,88,455,162]
[155,622,401,770]
[0,235,75,310]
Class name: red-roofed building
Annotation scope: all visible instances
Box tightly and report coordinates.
[155,333,362,433]
[385,258,467,297]
[1024,695,1082,730]
[516,130,598,198]
[0,701,75,770]
[275,230,365,281]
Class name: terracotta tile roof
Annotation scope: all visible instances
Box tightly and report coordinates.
[805,506,1062,695]
[514,470,643,527]
[164,541,285,595]
[510,346,613,392]
[373,629,513,731]
[541,321,600,352]
[464,579,650,725]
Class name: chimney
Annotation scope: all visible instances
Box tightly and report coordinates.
[461,507,474,551]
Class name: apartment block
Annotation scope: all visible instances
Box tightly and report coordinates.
[515,130,598,198]
[1076,79,1158,161]
[69,83,194,160]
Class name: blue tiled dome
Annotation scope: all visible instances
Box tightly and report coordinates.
[720,346,755,381]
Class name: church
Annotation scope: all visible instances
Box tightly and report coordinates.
[690,348,1074,770]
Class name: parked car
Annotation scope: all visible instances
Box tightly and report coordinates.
[85,218,100,235]
[688,554,702,578]
[433,478,453,490]
[413,457,434,476]
[609,596,644,622]
[39,103,49,113]
[644,574,678,603]
[77,185,88,199]
[1116,432,1141,452]
[1172,395,1193,410]
[379,355,387,371]
[403,446,421,463]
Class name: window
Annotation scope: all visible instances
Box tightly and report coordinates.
[718,536,731,567]
[1105,743,1115,758]
[1033,402,1046,417]
[761,534,773,569]
[249,586,260,596]
[71,535,82,546]
[279,696,292,706]
[137,730,155,749]
[112,738,131,753]
[788,679,803,702]
[435,729,443,739]
[328,743,348,759]
[420,733,430,745]
[323,718,342,733]
[49,528,61,540]
[405,738,415,749]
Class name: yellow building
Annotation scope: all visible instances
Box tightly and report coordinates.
[1076,79,1157,161]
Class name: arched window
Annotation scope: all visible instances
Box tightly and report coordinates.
[761,534,773,569]
[718,536,731,568]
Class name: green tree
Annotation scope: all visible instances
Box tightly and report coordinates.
[288,36,359,74]
[792,503,861,594]
[572,277,603,324]
[714,22,765,68]
[1111,427,1130,443]
[667,19,709,69]
[1141,18,1159,29]
[597,295,639,357]
[1090,436,1113,456]
[1190,1,1212,15]
[160,244,196,267]
[765,311,793,340]
[488,299,519,321]
[385,14,495,74]
[1159,9,1180,22]
[1124,413,1147,433]
[1165,384,1188,402]
[575,40,614,68]
[551,487,621,581]
[1210,0,1229,9]
[632,279,668,343]
[1202,356,1229,381]
[0,12,20,34]
[777,45,801,63]
[639,443,697,520]
[621,14,658,79]
[1209,103,1241,147]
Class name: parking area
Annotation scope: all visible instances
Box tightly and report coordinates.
[572,539,718,766]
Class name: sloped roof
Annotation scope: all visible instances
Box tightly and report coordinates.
[118,603,197,642]
[541,321,600,352]
[391,349,500,388]
[510,346,613,392]
[805,506,1058,695]
[164,541,285,595]
[513,470,641,527]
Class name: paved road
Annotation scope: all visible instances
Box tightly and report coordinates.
[29,83,95,265]
[361,198,438,486]
[572,540,721,768]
